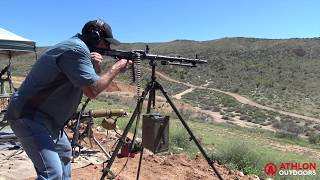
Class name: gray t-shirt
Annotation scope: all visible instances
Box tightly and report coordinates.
[5,34,100,135]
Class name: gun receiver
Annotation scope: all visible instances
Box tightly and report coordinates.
[100,49,207,67]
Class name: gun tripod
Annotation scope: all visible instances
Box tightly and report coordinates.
[0,60,16,128]
[100,59,223,180]
[70,114,111,160]
[69,98,127,161]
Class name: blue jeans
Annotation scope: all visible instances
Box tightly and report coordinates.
[9,118,72,180]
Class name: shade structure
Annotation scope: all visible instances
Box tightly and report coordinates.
[0,27,36,58]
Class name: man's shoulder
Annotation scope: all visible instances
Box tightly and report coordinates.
[56,35,90,55]
[69,36,89,51]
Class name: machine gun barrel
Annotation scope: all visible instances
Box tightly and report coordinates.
[144,54,207,67]
[100,49,207,67]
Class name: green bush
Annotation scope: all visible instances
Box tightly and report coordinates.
[313,125,320,131]
[212,141,260,175]
[169,125,196,153]
[274,131,300,141]
[272,120,304,136]
[308,133,320,144]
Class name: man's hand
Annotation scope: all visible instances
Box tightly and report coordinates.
[112,59,132,73]
[90,52,103,74]
[81,58,133,99]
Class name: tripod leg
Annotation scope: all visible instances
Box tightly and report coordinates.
[100,101,142,179]
[146,83,155,113]
[1,81,4,94]
[7,62,15,93]
[157,83,223,180]
[136,147,144,180]
[92,136,111,159]
[100,85,150,180]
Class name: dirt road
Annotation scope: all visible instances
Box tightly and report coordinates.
[153,70,320,123]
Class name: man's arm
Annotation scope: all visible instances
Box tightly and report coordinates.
[81,59,129,99]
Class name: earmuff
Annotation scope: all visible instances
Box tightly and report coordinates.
[88,27,102,43]
[84,19,105,46]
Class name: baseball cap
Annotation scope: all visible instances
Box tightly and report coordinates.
[82,19,120,45]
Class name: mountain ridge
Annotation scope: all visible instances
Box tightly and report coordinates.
[3,37,320,117]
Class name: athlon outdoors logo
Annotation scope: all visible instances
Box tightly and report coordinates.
[263,162,317,176]
[264,162,277,176]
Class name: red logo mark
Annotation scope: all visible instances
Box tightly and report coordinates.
[264,162,277,176]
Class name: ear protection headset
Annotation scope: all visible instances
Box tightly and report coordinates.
[84,19,105,46]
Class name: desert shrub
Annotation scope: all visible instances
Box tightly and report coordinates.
[292,48,306,57]
[239,115,248,121]
[308,133,320,144]
[222,115,229,120]
[212,141,260,175]
[272,120,304,136]
[274,131,300,140]
[313,124,320,131]
[169,125,196,153]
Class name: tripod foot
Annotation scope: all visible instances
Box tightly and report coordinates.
[101,166,116,180]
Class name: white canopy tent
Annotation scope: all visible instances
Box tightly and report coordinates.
[0,28,36,141]
[0,27,36,107]
[0,27,36,58]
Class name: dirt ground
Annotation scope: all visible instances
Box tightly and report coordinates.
[3,128,256,180]
[5,76,318,180]
[69,129,257,180]
[2,77,260,180]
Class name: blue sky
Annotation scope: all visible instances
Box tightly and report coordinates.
[1,0,319,46]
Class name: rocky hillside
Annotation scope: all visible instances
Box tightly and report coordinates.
[3,37,320,117]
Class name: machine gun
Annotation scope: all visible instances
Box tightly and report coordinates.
[98,45,207,97]
[100,47,207,67]
[68,106,127,160]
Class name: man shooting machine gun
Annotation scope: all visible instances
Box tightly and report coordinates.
[5,19,132,179]
[96,47,223,180]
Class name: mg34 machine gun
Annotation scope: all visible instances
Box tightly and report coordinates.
[101,47,207,67]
